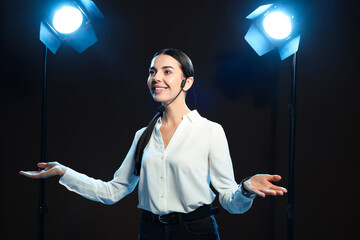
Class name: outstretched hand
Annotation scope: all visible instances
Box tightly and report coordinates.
[244,174,287,198]
[19,162,67,179]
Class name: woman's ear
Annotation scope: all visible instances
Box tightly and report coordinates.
[183,77,194,91]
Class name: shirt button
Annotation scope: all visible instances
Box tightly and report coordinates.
[160,176,164,179]
[160,195,164,198]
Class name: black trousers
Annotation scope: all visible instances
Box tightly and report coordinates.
[138,210,220,240]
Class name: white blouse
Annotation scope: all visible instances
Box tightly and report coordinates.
[59,110,254,215]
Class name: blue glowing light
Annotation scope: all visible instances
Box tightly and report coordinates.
[263,12,292,40]
[244,4,300,60]
[53,6,83,34]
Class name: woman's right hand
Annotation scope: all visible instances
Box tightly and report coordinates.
[19,162,67,179]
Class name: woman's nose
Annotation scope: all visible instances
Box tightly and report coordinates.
[152,73,162,82]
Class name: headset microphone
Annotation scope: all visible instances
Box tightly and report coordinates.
[157,78,187,113]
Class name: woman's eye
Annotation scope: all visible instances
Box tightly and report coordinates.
[164,70,171,74]
[149,71,154,75]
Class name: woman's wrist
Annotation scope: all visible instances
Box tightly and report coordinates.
[240,177,257,198]
[57,165,68,176]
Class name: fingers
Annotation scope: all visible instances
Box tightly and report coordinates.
[261,185,287,196]
[270,185,288,193]
[20,162,56,178]
[248,174,287,198]
[249,188,281,198]
[19,161,65,179]
[253,188,282,197]
[37,162,47,169]
[253,188,283,197]
[19,162,50,178]
[256,189,277,196]
[269,189,284,196]
[270,187,286,195]
[267,174,282,182]
[252,189,266,198]
[19,169,56,179]
[19,170,44,178]
[267,175,287,194]
[37,161,59,169]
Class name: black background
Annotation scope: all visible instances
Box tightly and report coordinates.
[1,0,359,239]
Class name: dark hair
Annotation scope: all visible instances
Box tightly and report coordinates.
[134,48,194,176]
[153,48,194,79]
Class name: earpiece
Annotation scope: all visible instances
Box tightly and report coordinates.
[181,79,187,88]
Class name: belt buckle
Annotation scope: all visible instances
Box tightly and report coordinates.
[158,214,169,224]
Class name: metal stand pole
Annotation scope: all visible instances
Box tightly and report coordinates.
[38,45,48,240]
[286,52,297,240]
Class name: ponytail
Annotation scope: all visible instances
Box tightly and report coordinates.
[134,110,163,176]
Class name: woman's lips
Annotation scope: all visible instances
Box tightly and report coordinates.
[153,86,168,94]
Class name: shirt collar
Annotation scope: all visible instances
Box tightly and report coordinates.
[156,109,201,125]
[184,110,201,123]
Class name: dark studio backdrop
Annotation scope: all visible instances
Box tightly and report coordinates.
[1,0,359,239]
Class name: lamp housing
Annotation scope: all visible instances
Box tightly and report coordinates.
[244,3,300,60]
[40,0,103,54]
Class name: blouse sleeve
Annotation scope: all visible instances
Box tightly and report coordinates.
[209,123,255,214]
[59,128,145,205]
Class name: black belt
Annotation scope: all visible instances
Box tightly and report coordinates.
[143,205,219,224]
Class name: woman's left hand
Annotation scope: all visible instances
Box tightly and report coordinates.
[244,174,287,198]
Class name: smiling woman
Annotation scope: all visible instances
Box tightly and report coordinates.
[19,48,287,240]
[147,53,192,109]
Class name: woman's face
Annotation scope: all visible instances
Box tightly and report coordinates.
[147,54,185,104]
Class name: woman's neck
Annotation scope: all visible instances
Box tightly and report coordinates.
[162,100,191,126]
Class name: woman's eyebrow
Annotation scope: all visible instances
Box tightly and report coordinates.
[149,66,175,71]
[162,66,174,69]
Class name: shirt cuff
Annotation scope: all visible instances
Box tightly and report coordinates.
[59,167,77,187]
[238,184,257,199]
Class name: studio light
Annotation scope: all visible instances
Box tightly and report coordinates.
[40,0,103,54]
[36,1,103,240]
[244,3,300,60]
[244,3,302,240]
